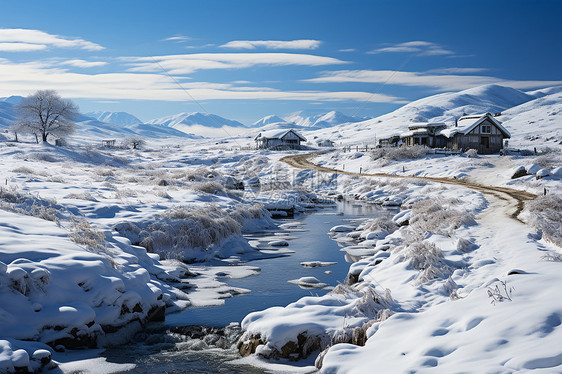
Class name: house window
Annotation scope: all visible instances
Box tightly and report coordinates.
[482,125,491,133]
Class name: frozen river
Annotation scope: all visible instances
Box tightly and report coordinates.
[101,202,394,373]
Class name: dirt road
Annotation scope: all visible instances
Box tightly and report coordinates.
[281,152,537,222]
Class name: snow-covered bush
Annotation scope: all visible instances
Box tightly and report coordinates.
[407,198,476,237]
[0,187,61,222]
[69,218,106,250]
[465,149,478,158]
[402,241,455,283]
[192,181,225,195]
[116,204,269,260]
[371,145,431,162]
[12,166,34,174]
[526,195,562,246]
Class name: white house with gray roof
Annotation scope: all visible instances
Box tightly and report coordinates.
[254,129,307,149]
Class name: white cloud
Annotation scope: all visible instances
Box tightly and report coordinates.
[220,40,321,50]
[369,41,453,56]
[0,58,398,103]
[305,69,562,91]
[60,59,108,68]
[162,35,192,42]
[0,28,104,51]
[123,53,347,75]
[0,42,47,52]
[427,67,489,74]
[339,48,356,52]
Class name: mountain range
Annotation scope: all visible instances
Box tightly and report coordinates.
[1,84,560,147]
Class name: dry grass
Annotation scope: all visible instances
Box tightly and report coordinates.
[527,195,562,247]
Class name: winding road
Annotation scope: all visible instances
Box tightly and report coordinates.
[280,152,537,222]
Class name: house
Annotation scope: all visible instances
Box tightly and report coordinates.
[381,113,510,154]
[254,129,307,149]
[399,123,447,147]
[439,113,511,154]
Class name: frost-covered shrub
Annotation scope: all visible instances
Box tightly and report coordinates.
[192,181,225,195]
[408,198,476,236]
[69,218,106,250]
[114,189,137,199]
[403,241,454,282]
[95,167,115,177]
[371,145,430,162]
[31,152,59,162]
[12,166,34,174]
[0,187,61,222]
[185,167,220,182]
[65,192,98,201]
[359,216,398,236]
[533,153,561,169]
[465,149,478,158]
[527,195,562,246]
[116,204,269,259]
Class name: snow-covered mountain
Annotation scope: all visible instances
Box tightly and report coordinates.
[311,84,553,146]
[148,112,245,129]
[85,111,143,126]
[252,115,286,127]
[285,110,368,129]
[252,110,369,132]
[147,111,247,137]
[0,98,197,141]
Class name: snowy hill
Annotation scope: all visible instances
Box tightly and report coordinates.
[85,111,143,126]
[311,84,546,145]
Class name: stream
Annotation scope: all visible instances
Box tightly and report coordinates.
[101,202,395,373]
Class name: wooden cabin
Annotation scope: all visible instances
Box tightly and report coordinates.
[254,129,307,149]
[439,113,510,154]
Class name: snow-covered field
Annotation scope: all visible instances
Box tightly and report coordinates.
[1,83,561,373]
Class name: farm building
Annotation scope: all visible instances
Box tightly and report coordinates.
[254,129,307,149]
[379,113,510,154]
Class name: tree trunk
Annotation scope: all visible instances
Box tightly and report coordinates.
[14,132,18,142]
[35,134,39,144]
[42,133,48,143]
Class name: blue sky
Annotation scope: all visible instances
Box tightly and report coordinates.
[0,0,561,124]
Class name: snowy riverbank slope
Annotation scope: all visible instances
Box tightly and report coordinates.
[0,140,282,372]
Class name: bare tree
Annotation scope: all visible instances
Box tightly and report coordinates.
[122,136,146,150]
[15,90,79,143]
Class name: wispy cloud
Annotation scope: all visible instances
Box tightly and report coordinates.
[220,39,321,50]
[305,69,562,91]
[0,58,399,103]
[60,59,108,68]
[339,48,356,52]
[0,28,104,51]
[162,34,192,43]
[426,67,489,74]
[369,41,453,56]
[123,53,347,75]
